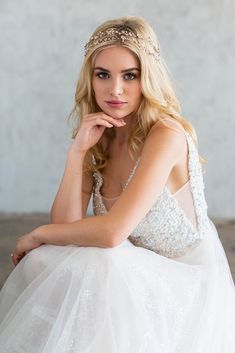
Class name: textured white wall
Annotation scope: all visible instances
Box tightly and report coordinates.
[0,0,234,217]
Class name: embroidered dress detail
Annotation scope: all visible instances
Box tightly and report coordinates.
[92,131,210,258]
[92,156,140,216]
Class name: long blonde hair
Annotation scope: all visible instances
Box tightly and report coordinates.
[68,16,204,172]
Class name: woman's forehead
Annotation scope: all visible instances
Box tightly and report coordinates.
[93,46,140,69]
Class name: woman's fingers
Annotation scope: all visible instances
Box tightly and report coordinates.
[11,253,18,266]
[11,252,25,266]
[94,118,113,128]
[71,112,126,152]
[85,113,126,127]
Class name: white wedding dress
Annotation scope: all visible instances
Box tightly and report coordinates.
[0,129,235,353]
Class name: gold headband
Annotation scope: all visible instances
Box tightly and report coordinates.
[84,27,160,62]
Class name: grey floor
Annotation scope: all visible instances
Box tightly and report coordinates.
[0,214,235,289]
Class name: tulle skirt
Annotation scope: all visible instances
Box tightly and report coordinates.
[0,219,235,353]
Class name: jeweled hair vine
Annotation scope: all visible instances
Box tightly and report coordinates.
[84,27,161,62]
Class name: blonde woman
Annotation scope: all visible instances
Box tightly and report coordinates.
[0,16,235,352]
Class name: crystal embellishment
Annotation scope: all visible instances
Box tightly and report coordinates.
[92,131,210,258]
[84,27,161,62]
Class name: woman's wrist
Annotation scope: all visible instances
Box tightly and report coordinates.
[31,225,60,245]
[31,226,46,244]
[65,147,87,175]
[67,145,87,158]
[31,224,69,246]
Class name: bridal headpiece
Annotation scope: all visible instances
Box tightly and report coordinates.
[84,27,160,62]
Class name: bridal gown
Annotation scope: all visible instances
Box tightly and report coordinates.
[0,129,235,353]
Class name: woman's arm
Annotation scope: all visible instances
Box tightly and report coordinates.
[50,113,125,224]
[50,148,91,223]
[13,122,186,265]
[31,123,185,246]
[33,214,114,248]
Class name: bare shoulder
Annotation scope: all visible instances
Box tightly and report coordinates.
[142,116,186,163]
[149,114,185,135]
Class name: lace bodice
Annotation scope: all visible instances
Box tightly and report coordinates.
[92,130,210,258]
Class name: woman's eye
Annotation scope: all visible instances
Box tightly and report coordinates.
[96,72,109,79]
[124,73,136,80]
[95,72,137,80]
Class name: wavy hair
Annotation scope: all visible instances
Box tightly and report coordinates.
[68,16,204,173]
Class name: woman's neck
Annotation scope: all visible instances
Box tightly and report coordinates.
[112,115,135,145]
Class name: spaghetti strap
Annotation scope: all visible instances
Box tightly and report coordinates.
[123,157,141,190]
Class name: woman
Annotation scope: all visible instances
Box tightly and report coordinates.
[0,16,234,353]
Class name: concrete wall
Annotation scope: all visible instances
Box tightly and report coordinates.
[0,0,234,217]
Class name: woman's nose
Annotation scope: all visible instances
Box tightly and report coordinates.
[110,78,123,96]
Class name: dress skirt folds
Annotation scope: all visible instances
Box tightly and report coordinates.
[0,219,235,353]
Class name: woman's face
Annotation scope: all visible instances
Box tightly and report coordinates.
[92,46,142,120]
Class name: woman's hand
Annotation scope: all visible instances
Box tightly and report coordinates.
[71,112,126,153]
[11,231,43,266]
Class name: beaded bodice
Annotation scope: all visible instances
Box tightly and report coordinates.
[92,131,210,258]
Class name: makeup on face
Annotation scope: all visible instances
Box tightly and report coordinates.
[92,47,142,119]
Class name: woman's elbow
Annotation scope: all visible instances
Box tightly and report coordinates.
[106,236,122,248]
[104,218,128,248]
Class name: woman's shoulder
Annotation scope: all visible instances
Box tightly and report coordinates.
[146,115,186,145]
[142,115,187,163]
[149,114,185,135]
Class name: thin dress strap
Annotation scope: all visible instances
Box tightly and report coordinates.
[123,157,141,190]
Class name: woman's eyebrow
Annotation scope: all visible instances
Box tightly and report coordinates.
[94,66,140,72]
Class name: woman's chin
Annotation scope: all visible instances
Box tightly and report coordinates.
[97,103,133,120]
[103,109,132,120]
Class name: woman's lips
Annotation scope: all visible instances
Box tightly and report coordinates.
[105,101,127,108]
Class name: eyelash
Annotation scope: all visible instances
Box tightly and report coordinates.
[95,72,137,80]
